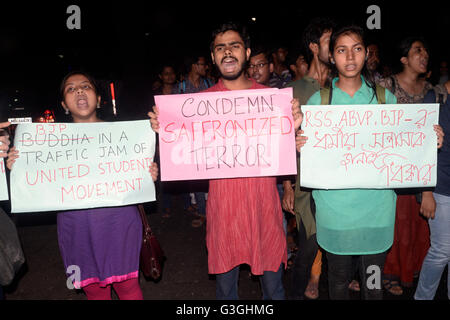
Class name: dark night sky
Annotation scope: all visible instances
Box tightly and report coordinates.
[0,0,448,121]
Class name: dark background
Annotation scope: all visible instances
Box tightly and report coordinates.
[0,0,448,122]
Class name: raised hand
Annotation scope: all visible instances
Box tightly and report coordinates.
[148,106,160,133]
[0,122,11,158]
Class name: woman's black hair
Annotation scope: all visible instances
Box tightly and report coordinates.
[60,70,100,101]
[329,25,378,102]
[394,36,430,74]
[158,63,177,76]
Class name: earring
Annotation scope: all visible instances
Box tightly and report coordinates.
[97,103,100,109]
[65,108,69,115]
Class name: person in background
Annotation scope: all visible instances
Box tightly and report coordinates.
[269,45,292,89]
[286,49,309,81]
[379,36,435,296]
[414,80,450,300]
[150,63,178,219]
[438,60,448,85]
[149,21,303,300]
[283,16,335,300]
[174,53,214,227]
[7,72,159,300]
[0,122,10,158]
[366,42,383,83]
[248,44,296,271]
[0,121,11,300]
[248,45,273,86]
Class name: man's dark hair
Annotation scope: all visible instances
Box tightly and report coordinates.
[302,17,336,64]
[182,53,207,75]
[249,44,272,63]
[285,48,307,68]
[157,62,177,76]
[210,21,250,52]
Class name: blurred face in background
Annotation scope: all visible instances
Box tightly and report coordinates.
[318,30,332,64]
[367,44,380,72]
[159,66,176,85]
[273,47,288,64]
[193,57,208,78]
[292,54,309,79]
[248,53,272,85]
[401,41,429,74]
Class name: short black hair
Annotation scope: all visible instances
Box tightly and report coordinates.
[157,62,177,76]
[182,53,207,75]
[302,17,336,64]
[249,44,272,63]
[285,48,308,68]
[210,21,250,52]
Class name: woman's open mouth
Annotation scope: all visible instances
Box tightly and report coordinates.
[76,96,89,108]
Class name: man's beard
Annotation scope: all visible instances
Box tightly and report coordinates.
[218,59,248,81]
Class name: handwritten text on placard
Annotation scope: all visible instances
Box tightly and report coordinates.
[300,104,439,189]
[155,88,297,181]
[11,121,156,213]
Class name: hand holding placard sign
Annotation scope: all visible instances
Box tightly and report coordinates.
[0,159,7,201]
[155,87,297,181]
[0,122,11,200]
[300,104,439,189]
[10,121,156,212]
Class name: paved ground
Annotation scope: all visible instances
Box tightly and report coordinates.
[2,197,448,301]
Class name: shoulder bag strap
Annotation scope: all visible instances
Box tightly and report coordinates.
[138,204,152,235]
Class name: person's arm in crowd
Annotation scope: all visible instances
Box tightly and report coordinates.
[0,122,11,158]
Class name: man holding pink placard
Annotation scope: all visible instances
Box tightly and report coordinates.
[155,87,296,181]
[149,22,303,300]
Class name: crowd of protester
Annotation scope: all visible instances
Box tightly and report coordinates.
[0,16,449,301]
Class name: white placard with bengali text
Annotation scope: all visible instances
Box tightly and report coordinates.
[300,104,439,189]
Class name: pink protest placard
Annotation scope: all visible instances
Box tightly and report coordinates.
[155,87,296,181]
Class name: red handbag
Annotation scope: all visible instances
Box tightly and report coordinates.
[138,205,165,280]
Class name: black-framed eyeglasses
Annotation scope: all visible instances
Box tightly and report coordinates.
[248,62,269,69]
